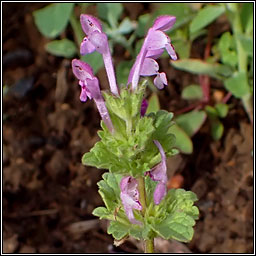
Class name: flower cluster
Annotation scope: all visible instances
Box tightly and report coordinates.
[72,14,177,225]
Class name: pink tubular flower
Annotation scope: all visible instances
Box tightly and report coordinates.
[120,176,142,225]
[147,140,167,205]
[72,59,114,133]
[80,14,119,96]
[128,15,177,91]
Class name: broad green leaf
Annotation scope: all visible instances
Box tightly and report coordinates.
[146,93,160,114]
[210,119,224,140]
[151,111,176,154]
[135,14,151,37]
[237,34,253,57]
[189,5,225,34]
[175,110,207,137]
[171,59,232,79]
[151,188,199,242]
[45,39,77,58]
[33,3,74,38]
[116,60,133,85]
[107,221,128,240]
[96,173,121,212]
[240,3,253,33]
[118,17,134,34]
[92,207,112,220]
[168,124,193,154]
[224,72,250,98]
[97,3,123,27]
[171,39,191,59]
[81,52,104,74]
[154,212,195,242]
[218,32,238,67]
[181,84,203,100]
[215,103,229,118]
[205,105,218,119]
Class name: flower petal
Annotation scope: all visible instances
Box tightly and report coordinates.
[146,29,169,51]
[72,59,94,81]
[80,14,102,35]
[165,43,177,60]
[149,140,167,183]
[86,78,114,133]
[79,80,92,102]
[89,31,108,54]
[154,182,167,205]
[80,37,96,55]
[120,176,142,224]
[146,48,164,59]
[153,15,176,32]
[140,58,159,76]
[153,72,167,89]
[141,99,148,117]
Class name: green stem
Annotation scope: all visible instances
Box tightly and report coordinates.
[226,3,253,123]
[137,176,154,253]
[145,239,154,253]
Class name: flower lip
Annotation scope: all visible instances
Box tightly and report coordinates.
[120,176,142,225]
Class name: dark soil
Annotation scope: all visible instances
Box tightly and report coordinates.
[3,3,253,254]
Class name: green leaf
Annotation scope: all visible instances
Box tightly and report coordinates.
[81,52,104,74]
[33,3,74,38]
[224,71,250,98]
[171,59,232,79]
[97,173,121,211]
[151,111,176,154]
[215,103,229,118]
[237,34,253,57]
[116,60,133,85]
[175,110,207,137]
[168,124,193,154]
[146,93,160,114]
[189,5,225,34]
[45,39,77,58]
[210,119,224,140]
[97,3,123,27]
[240,3,253,33]
[218,32,238,67]
[92,207,112,219]
[181,84,203,100]
[118,17,134,34]
[205,105,218,119]
[151,188,199,242]
[135,14,151,37]
[171,39,191,59]
[107,221,129,240]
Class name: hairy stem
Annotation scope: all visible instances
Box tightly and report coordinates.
[137,176,154,253]
[145,239,154,253]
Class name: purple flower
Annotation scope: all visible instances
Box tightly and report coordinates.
[140,99,148,116]
[72,59,114,133]
[128,15,177,91]
[80,14,119,96]
[147,140,167,205]
[120,176,142,225]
